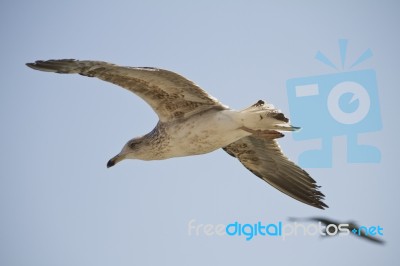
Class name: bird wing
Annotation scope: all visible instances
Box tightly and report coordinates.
[223,136,328,209]
[26,59,226,122]
[311,218,385,244]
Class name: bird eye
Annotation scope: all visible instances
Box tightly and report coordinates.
[129,141,137,149]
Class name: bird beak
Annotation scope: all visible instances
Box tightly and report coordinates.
[107,154,123,168]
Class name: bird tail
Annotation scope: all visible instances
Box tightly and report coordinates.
[238,100,300,131]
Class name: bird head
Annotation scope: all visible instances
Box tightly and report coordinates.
[107,137,148,167]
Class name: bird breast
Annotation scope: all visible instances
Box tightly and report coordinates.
[162,109,249,157]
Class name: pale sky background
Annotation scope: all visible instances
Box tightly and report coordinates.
[1,1,399,265]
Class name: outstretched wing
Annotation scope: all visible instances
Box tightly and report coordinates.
[223,137,328,209]
[291,217,385,244]
[26,59,227,122]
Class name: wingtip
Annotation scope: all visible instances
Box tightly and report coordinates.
[25,60,48,71]
[319,204,329,210]
[314,200,329,210]
[308,192,328,209]
[25,59,78,73]
[26,62,36,68]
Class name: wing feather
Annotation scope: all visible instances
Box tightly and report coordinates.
[223,137,328,209]
[26,59,226,122]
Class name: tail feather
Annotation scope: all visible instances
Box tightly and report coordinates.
[274,124,301,131]
[239,100,299,132]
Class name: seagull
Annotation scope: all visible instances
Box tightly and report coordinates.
[26,59,327,209]
[288,217,385,244]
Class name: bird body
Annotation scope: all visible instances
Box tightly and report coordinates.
[150,109,249,158]
[26,59,328,209]
[121,107,290,160]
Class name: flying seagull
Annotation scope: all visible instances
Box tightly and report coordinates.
[26,59,327,209]
[288,217,385,244]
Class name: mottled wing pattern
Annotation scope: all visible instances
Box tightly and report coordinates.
[26,59,226,122]
[223,137,327,209]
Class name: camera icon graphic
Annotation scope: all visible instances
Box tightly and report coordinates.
[286,40,382,168]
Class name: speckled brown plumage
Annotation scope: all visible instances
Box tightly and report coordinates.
[26,59,327,209]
